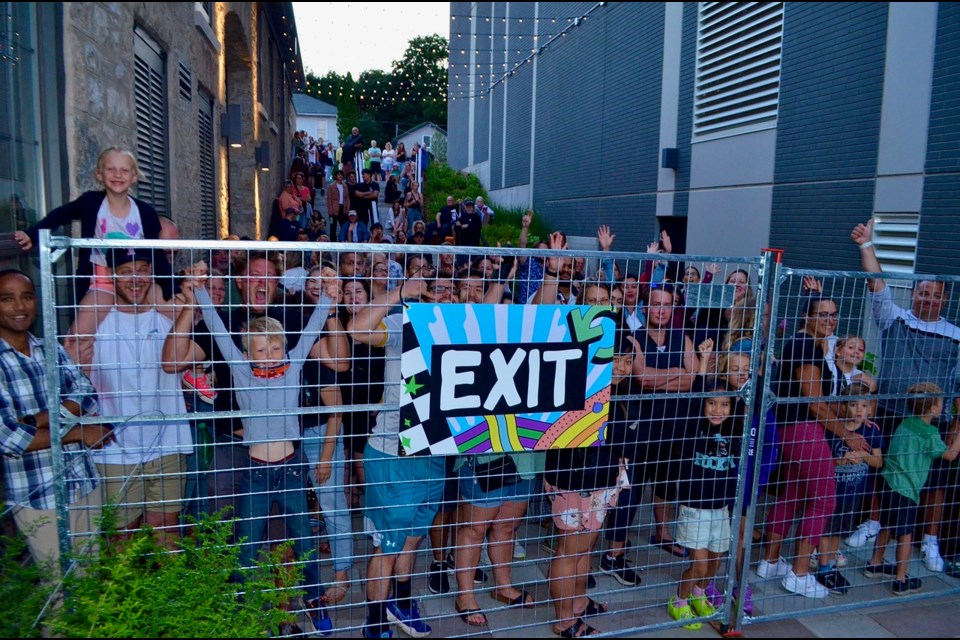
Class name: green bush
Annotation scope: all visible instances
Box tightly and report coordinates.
[0,525,53,638]
[44,511,300,638]
[482,206,550,247]
[423,163,486,216]
[423,163,552,246]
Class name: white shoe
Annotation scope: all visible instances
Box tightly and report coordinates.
[756,557,791,579]
[923,541,945,573]
[810,549,847,570]
[845,520,880,548]
[513,541,526,560]
[782,570,829,599]
[836,549,848,568]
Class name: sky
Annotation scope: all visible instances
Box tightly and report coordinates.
[293,2,450,78]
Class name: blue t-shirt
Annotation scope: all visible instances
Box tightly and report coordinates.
[826,421,885,501]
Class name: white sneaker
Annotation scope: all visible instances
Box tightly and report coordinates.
[513,541,526,560]
[810,549,847,570]
[923,541,945,572]
[836,549,848,568]
[845,520,880,548]
[756,557,791,579]
[782,570,829,599]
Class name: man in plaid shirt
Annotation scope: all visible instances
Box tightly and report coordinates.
[0,269,111,567]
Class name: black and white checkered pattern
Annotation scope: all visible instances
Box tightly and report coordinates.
[398,313,458,456]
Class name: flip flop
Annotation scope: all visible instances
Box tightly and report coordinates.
[650,535,689,558]
[321,581,349,604]
[582,598,609,618]
[490,588,535,608]
[455,605,487,626]
[554,617,600,637]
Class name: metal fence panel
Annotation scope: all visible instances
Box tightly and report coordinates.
[8,232,955,636]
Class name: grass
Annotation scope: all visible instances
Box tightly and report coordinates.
[423,163,552,246]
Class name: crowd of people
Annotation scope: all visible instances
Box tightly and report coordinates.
[282,129,444,247]
[4,144,960,638]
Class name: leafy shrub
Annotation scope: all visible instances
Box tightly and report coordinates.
[0,525,53,638]
[423,163,552,246]
[45,511,300,638]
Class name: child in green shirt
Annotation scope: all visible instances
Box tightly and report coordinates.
[865,382,960,595]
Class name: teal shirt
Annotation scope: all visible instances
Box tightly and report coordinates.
[882,416,947,504]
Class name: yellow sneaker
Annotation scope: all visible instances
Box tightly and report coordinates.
[667,597,702,630]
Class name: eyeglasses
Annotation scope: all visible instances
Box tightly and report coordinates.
[430,285,454,295]
[373,266,389,274]
[814,312,839,320]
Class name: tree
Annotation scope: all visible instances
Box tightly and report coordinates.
[304,34,448,144]
[336,72,360,143]
[391,34,449,130]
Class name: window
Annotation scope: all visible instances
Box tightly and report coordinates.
[872,213,920,275]
[693,2,784,140]
[178,62,193,102]
[133,26,169,217]
[198,93,216,239]
[422,134,432,149]
[195,2,213,26]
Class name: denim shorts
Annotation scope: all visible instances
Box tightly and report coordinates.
[458,461,534,509]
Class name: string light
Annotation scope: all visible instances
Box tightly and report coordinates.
[447,2,604,101]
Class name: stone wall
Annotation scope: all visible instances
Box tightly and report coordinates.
[61,2,293,241]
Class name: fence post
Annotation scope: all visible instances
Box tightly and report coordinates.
[720,249,783,634]
[38,230,72,573]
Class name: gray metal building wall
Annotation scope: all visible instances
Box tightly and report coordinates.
[768,2,888,269]
[448,2,960,271]
[447,1,471,170]
[531,2,664,249]
[919,2,960,276]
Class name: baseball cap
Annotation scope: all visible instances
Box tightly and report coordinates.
[106,247,154,269]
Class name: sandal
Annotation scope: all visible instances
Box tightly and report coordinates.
[649,534,689,558]
[456,605,487,626]
[582,598,609,618]
[554,617,599,637]
[321,581,349,605]
[490,588,535,608]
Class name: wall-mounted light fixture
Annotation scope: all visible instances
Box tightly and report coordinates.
[255,141,270,172]
[221,104,242,148]
[661,147,679,170]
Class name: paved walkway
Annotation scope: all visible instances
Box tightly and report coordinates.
[295,490,960,637]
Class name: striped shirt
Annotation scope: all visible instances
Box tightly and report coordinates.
[0,334,100,509]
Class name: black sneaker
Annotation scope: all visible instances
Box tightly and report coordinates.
[891,577,922,596]
[587,573,597,589]
[815,569,850,595]
[863,562,898,579]
[474,566,488,585]
[428,560,450,594]
[447,553,487,584]
[600,554,640,586]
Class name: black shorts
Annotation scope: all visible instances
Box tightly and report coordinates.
[879,481,919,539]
